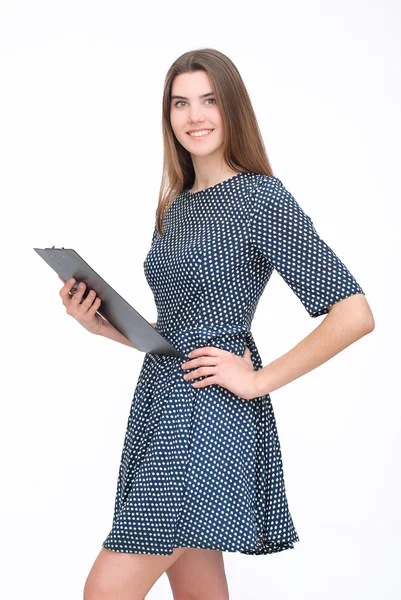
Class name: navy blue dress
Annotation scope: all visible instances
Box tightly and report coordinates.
[101,172,364,555]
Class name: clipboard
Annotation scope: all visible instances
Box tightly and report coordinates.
[33,247,186,360]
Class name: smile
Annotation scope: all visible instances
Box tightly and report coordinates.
[187,129,214,138]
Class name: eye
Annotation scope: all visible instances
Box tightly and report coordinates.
[173,98,217,108]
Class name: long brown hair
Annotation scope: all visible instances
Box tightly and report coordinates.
[156,48,274,236]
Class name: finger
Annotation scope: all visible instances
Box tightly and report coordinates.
[187,346,221,359]
[65,282,86,316]
[182,355,219,370]
[184,366,217,381]
[191,374,219,388]
[74,297,99,321]
[59,277,76,304]
[80,288,98,311]
[59,277,75,294]
[81,293,101,317]
[86,296,102,318]
[69,281,87,308]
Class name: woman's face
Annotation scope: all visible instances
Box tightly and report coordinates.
[170,70,224,158]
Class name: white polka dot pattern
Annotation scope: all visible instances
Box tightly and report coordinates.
[247,175,365,317]
[101,172,364,556]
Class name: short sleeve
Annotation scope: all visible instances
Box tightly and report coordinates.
[247,176,365,318]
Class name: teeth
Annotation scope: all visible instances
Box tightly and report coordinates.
[188,129,213,137]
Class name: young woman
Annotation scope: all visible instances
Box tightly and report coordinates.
[59,48,374,600]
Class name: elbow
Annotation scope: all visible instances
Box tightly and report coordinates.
[360,296,375,334]
[345,314,375,341]
[328,293,375,336]
[349,312,375,344]
[363,313,375,334]
[356,306,375,337]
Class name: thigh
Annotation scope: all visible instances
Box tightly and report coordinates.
[166,548,229,600]
[84,546,189,600]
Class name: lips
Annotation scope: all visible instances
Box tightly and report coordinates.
[186,129,214,138]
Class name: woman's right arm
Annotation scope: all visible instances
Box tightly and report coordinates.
[95,318,157,348]
[58,275,156,349]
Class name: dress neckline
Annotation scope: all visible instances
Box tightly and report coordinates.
[182,171,250,197]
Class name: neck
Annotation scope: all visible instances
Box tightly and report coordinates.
[190,158,242,193]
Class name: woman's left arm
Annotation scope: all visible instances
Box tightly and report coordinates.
[253,292,374,397]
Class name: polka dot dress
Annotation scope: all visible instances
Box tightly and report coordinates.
[101,172,365,555]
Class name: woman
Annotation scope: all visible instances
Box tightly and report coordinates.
[59,48,374,599]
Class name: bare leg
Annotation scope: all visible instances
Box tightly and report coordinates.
[84,546,189,600]
[166,548,230,600]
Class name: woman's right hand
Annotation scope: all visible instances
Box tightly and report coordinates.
[58,276,104,335]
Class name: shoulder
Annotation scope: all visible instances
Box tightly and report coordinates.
[246,173,287,217]
[246,174,313,233]
[254,174,285,195]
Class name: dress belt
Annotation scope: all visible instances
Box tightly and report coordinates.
[153,323,262,369]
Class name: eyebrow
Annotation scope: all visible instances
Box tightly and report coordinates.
[170,91,215,100]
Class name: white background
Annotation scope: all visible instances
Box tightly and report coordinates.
[1,1,399,598]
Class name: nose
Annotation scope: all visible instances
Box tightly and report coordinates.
[188,103,205,123]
